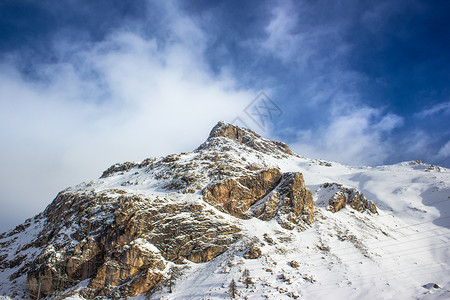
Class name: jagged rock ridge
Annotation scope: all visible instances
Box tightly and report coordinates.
[202,121,294,156]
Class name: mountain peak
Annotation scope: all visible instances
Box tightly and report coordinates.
[203,121,294,156]
[208,121,261,141]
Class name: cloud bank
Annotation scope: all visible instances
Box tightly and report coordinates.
[0,2,256,232]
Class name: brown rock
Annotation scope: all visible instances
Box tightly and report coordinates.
[186,244,228,263]
[324,183,378,214]
[200,121,295,156]
[328,191,346,213]
[202,168,282,218]
[126,269,164,296]
[254,172,315,229]
[66,237,101,280]
[243,246,262,259]
[347,190,377,214]
[101,162,138,178]
[263,233,275,245]
[289,260,300,268]
[256,192,280,220]
[88,243,165,297]
[25,192,241,299]
[27,265,59,296]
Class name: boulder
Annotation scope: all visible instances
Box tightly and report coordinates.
[244,246,262,259]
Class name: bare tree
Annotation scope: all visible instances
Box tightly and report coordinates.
[162,266,186,294]
[229,278,237,298]
[168,270,175,293]
[242,269,252,288]
[242,268,250,278]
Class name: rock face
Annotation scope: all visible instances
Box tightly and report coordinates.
[83,242,165,298]
[328,190,346,213]
[253,172,315,229]
[24,192,241,298]
[324,183,378,214]
[202,169,315,230]
[346,190,377,213]
[199,121,295,157]
[202,168,282,218]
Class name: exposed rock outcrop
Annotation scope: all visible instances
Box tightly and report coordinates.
[202,168,282,218]
[202,168,315,229]
[24,192,241,298]
[347,190,377,213]
[328,190,346,213]
[84,242,165,298]
[101,162,139,178]
[253,172,315,229]
[199,121,295,156]
[324,183,377,214]
[244,246,262,259]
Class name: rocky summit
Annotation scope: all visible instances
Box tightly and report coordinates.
[0,121,449,300]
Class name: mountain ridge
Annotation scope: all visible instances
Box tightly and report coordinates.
[0,121,449,299]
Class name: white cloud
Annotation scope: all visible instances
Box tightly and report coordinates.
[414,101,450,118]
[290,106,404,166]
[260,0,346,68]
[262,1,300,63]
[437,141,450,159]
[0,3,256,231]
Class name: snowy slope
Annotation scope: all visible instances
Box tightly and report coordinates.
[142,159,449,300]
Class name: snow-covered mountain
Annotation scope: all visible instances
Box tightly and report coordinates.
[0,121,449,299]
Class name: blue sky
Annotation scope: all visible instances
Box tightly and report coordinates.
[0,0,449,231]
